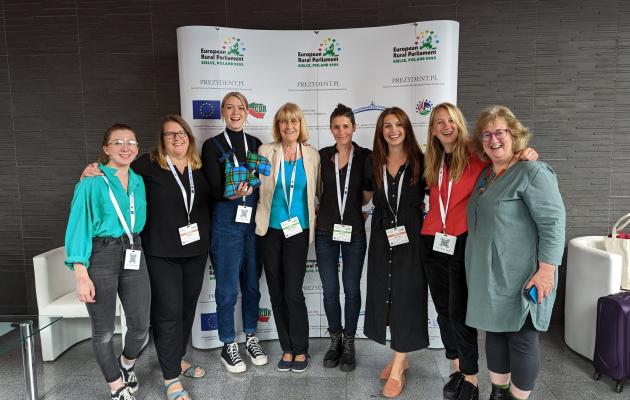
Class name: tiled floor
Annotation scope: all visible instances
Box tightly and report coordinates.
[0,325,626,399]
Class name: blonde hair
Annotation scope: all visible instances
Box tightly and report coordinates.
[150,114,202,170]
[424,103,470,187]
[472,105,531,160]
[272,102,309,143]
[221,92,248,112]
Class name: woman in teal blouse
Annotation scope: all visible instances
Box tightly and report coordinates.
[65,124,151,400]
[465,106,565,400]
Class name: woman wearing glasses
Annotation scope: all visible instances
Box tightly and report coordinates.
[466,106,565,400]
[81,115,212,400]
[201,92,268,374]
[66,124,150,400]
[421,103,539,400]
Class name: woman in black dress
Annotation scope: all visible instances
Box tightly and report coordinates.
[363,107,428,398]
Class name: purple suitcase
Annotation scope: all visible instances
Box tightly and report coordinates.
[593,291,630,393]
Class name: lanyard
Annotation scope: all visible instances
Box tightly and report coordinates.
[437,154,453,233]
[382,163,407,226]
[101,176,135,246]
[223,131,249,168]
[334,146,354,224]
[280,144,301,216]
[166,155,195,225]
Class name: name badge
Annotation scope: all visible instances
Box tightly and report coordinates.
[235,205,253,224]
[332,224,352,242]
[433,232,456,255]
[124,248,142,270]
[280,216,303,238]
[386,226,409,247]
[179,223,201,246]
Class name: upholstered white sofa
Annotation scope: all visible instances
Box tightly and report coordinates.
[564,236,622,360]
[33,246,126,361]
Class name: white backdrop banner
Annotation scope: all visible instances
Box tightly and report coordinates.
[177,21,459,350]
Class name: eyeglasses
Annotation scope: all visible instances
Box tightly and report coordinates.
[163,130,187,140]
[479,128,510,143]
[108,139,139,148]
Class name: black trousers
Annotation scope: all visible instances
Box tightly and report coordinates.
[486,317,540,391]
[146,254,207,380]
[261,228,310,355]
[421,233,479,375]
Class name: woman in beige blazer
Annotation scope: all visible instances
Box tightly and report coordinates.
[255,102,320,373]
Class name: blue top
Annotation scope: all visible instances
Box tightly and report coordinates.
[64,164,147,269]
[269,159,309,230]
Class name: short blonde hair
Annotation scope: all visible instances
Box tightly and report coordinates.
[272,102,309,143]
[472,105,531,160]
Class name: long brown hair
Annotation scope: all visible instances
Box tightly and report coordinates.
[372,107,423,189]
[150,114,202,170]
[424,103,470,187]
[99,123,136,164]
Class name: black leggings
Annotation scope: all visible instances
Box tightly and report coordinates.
[485,317,540,391]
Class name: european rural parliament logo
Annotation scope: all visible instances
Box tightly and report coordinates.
[297,37,341,68]
[192,100,221,119]
[200,36,246,67]
[247,102,267,119]
[393,29,440,63]
[416,99,433,116]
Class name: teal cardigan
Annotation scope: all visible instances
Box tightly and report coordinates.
[64,164,146,269]
[465,161,565,332]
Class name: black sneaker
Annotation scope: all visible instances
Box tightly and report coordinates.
[291,355,309,373]
[221,342,246,373]
[489,384,510,400]
[117,356,138,394]
[245,334,268,366]
[323,330,343,368]
[443,371,465,400]
[339,333,356,372]
[457,380,479,400]
[111,385,135,400]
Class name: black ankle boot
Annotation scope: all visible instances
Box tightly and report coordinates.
[488,384,510,400]
[339,333,356,372]
[323,330,343,368]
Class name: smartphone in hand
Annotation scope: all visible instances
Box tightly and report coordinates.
[525,286,538,304]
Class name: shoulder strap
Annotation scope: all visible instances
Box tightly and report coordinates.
[209,135,233,164]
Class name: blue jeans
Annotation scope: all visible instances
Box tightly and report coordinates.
[210,196,262,343]
[315,230,367,336]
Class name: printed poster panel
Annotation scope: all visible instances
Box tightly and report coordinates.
[181,21,459,350]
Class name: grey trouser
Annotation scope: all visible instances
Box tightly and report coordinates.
[85,235,151,383]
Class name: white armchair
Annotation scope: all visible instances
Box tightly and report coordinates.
[33,246,126,361]
[564,236,622,360]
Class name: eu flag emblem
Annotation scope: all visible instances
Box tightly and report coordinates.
[200,312,218,331]
[192,100,221,119]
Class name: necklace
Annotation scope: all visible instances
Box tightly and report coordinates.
[479,154,517,193]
